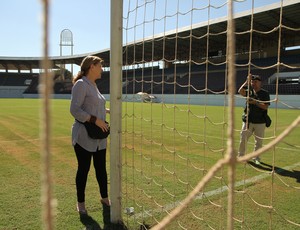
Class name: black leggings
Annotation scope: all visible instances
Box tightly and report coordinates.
[74,143,108,202]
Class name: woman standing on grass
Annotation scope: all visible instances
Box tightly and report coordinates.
[70,55,111,222]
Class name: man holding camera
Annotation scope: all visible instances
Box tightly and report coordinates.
[237,74,271,164]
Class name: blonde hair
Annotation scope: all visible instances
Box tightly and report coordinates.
[73,55,104,84]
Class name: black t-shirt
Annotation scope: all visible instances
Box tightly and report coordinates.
[244,88,270,124]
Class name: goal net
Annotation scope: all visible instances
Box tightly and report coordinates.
[120,0,300,229]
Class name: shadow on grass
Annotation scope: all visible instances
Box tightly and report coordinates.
[80,213,102,230]
[248,161,300,183]
[79,213,131,230]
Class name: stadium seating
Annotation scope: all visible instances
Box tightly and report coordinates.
[0,72,37,86]
[1,55,299,95]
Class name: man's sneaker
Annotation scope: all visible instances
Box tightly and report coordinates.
[253,158,261,165]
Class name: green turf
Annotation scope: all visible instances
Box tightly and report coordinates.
[0,98,299,229]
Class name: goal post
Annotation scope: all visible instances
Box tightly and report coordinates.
[110,0,123,224]
[113,0,300,229]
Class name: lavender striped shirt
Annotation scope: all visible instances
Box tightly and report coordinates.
[70,76,107,152]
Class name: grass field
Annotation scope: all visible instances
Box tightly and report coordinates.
[0,98,299,230]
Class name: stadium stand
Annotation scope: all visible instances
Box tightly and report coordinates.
[1,55,299,96]
[0,72,37,86]
[0,2,299,97]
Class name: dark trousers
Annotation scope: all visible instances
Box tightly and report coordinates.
[74,143,108,202]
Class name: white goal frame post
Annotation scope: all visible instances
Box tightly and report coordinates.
[110,0,124,224]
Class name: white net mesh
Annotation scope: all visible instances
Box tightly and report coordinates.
[122,0,300,229]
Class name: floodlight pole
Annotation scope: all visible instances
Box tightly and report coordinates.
[110,0,123,223]
[59,29,74,77]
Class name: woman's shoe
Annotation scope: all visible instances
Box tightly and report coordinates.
[77,202,87,215]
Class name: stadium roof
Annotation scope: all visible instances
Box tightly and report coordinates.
[1,0,300,71]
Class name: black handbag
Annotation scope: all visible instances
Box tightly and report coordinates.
[76,120,110,139]
[242,113,247,122]
[263,112,272,128]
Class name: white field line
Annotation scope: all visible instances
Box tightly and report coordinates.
[132,161,300,219]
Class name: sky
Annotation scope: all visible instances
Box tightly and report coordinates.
[0,0,111,57]
[0,0,282,59]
